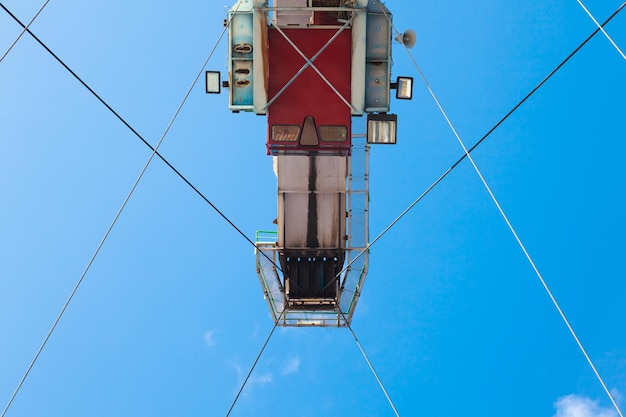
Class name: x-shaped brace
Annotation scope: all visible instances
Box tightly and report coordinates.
[264,14,356,112]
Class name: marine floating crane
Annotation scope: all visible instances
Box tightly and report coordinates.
[207,0,413,326]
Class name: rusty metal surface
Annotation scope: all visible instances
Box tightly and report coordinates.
[267,28,352,153]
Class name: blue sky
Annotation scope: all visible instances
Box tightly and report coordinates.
[1,1,625,416]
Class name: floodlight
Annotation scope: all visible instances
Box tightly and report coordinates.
[367,113,398,144]
[205,71,221,94]
[395,76,413,100]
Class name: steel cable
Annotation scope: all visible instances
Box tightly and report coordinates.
[341,312,401,417]
[575,0,626,60]
[333,1,626,310]
[0,4,236,416]
[0,0,50,63]
[386,4,626,417]
[225,311,283,417]
[1,3,287,273]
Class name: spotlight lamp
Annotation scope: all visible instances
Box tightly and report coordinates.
[391,76,413,100]
[205,71,221,94]
[367,113,398,145]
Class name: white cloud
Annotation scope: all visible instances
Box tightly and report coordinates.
[232,363,272,386]
[553,394,618,417]
[611,390,623,405]
[250,372,273,385]
[281,356,300,376]
[203,330,215,347]
[229,363,272,399]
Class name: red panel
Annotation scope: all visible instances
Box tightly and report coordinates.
[267,28,351,154]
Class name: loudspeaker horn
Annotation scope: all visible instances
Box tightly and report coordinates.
[395,29,416,48]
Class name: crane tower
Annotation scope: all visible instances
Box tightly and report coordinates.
[210,0,412,326]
